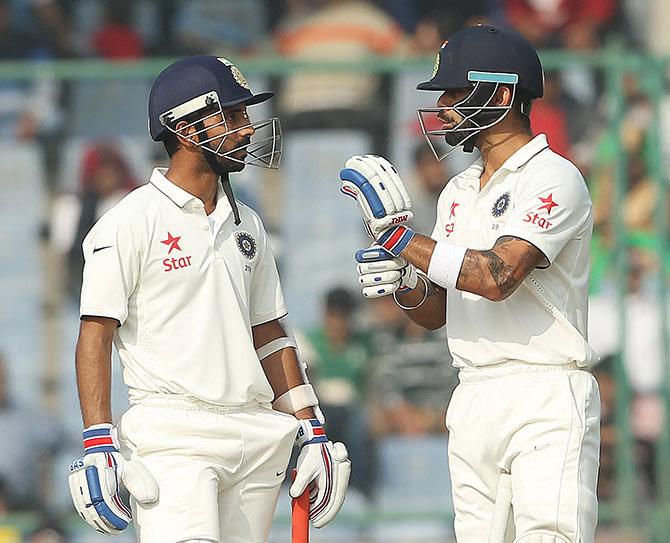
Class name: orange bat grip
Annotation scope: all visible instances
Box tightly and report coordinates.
[291,469,310,543]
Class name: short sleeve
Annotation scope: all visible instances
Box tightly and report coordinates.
[499,161,592,264]
[79,211,141,324]
[250,224,287,326]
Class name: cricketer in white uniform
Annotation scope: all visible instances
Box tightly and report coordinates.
[67,56,350,543]
[339,26,600,543]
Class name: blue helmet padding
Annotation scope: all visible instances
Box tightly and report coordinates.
[417,25,543,99]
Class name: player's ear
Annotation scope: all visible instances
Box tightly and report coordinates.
[494,85,514,107]
[174,120,198,149]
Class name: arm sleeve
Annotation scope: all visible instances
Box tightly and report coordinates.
[250,222,288,326]
[499,162,592,264]
[79,211,141,324]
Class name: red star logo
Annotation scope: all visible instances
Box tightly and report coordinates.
[161,232,181,254]
[538,193,559,215]
[449,201,459,218]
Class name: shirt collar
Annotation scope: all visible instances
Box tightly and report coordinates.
[149,167,233,222]
[149,168,196,208]
[499,134,549,172]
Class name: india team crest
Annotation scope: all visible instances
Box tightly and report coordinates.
[492,191,510,218]
[217,57,250,90]
[235,231,257,260]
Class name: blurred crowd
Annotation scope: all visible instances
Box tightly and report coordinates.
[1,0,670,541]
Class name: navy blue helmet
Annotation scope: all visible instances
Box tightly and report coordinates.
[416,25,544,159]
[148,55,281,169]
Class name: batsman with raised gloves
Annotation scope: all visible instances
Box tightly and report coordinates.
[340,25,600,543]
[68,55,350,543]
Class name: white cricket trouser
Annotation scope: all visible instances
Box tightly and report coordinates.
[117,397,300,543]
[446,364,601,543]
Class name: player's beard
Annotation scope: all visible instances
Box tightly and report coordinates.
[443,116,479,147]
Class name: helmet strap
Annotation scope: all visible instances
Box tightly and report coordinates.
[194,120,242,226]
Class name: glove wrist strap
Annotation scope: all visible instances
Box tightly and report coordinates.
[296,418,328,448]
[377,225,415,257]
[83,423,119,454]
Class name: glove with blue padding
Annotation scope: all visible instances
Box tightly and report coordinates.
[340,154,415,246]
[356,245,418,298]
[68,423,159,534]
[290,419,351,528]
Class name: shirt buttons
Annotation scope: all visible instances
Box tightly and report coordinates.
[202,224,209,231]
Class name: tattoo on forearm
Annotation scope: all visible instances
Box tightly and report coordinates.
[459,236,543,298]
[480,249,517,296]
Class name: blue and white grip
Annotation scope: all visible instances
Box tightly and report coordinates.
[355,246,394,263]
[339,168,387,219]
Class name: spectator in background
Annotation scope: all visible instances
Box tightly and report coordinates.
[366,296,455,436]
[590,75,658,243]
[273,0,407,153]
[504,0,617,126]
[300,287,373,495]
[589,249,665,500]
[174,0,267,56]
[406,143,450,234]
[0,353,60,510]
[49,143,137,301]
[25,517,69,543]
[91,0,143,59]
[5,0,76,58]
[503,0,616,50]
[0,0,62,141]
[529,71,572,159]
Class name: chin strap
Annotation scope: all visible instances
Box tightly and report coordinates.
[195,120,242,226]
[462,139,476,153]
[220,171,241,226]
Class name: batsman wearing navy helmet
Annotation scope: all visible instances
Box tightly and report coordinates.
[68,55,350,543]
[339,26,600,542]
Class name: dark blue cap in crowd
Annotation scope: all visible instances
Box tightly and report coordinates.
[417,25,544,99]
[148,55,274,141]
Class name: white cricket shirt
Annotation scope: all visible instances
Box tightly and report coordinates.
[431,135,598,368]
[80,168,287,406]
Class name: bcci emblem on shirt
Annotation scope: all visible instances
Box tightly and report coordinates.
[492,191,510,218]
[235,231,257,260]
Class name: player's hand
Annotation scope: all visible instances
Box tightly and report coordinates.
[339,154,413,236]
[290,419,351,528]
[68,424,159,534]
[356,245,418,298]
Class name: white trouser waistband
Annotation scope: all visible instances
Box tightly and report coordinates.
[458,361,584,383]
[131,394,269,414]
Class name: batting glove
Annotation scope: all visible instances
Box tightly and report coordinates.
[340,154,413,235]
[68,423,159,534]
[290,419,351,528]
[356,245,418,298]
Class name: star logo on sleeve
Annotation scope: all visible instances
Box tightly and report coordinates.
[161,232,182,254]
[538,193,559,215]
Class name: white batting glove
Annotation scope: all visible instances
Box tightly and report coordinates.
[339,154,413,235]
[68,424,159,534]
[290,419,351,528]
[355,245,418,298]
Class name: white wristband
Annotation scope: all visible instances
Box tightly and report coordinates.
[427,241,467,289]
[272,384,319,415]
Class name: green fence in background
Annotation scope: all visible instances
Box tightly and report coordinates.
[1,49,669,541]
